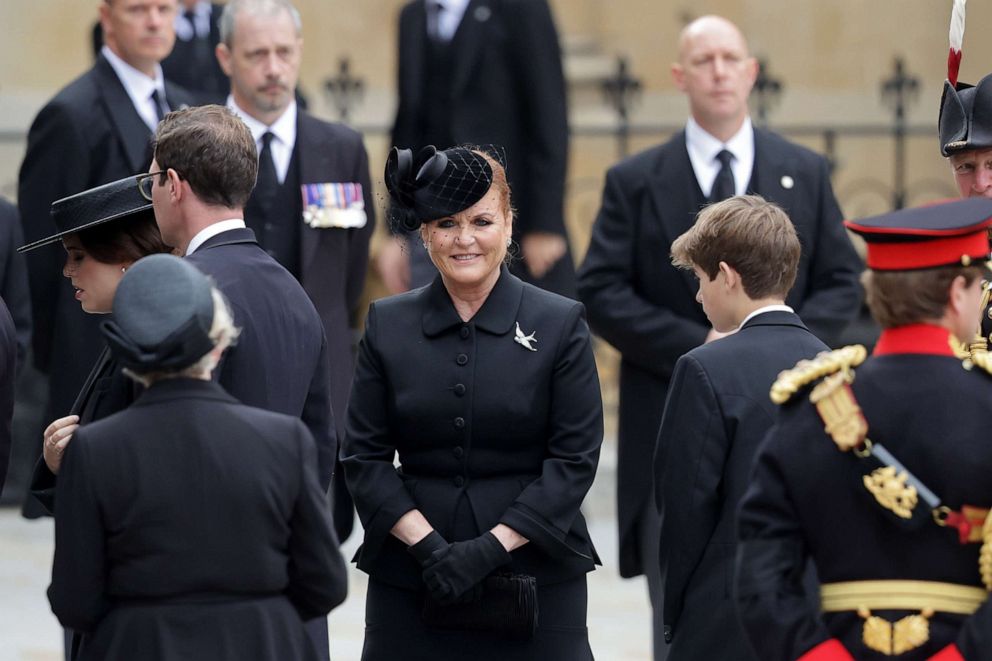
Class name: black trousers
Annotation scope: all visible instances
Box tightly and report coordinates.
[362,574,594,661]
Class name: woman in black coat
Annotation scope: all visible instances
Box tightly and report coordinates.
[342,146,603,660]
[20,175,173,512]
[47,254,347,661]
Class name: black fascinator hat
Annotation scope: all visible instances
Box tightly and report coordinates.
[101,254,217,374]
[384,145,503,232]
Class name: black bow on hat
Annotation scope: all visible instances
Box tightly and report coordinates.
[101,254,217,374]
[384,145,498,232]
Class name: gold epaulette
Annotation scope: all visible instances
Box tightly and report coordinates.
[770,345,868,405]
[965,350,992,377]
[981,514,992,591]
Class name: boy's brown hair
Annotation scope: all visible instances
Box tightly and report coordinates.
[671,195,801,299]
[862,266,984,329]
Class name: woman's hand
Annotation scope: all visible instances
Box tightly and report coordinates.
[422,531,513,604]
[43,415,80,474]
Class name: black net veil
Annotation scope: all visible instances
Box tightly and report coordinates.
[385,144,507,233]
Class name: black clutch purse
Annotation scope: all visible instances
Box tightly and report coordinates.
[421,572,539,640]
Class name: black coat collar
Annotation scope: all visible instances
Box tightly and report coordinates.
[422,265,524,337]
[194,227,259,252]
[132,377,239,407]
[739,309,808,331]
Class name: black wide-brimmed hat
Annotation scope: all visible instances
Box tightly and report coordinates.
[18,175,153,253]
[939,73,992,157]
[384,145,501,232]
[101,254,216,374]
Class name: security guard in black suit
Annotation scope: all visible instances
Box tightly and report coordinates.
[736,199,992,661]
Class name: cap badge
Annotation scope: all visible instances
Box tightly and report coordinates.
[513,322,537,352]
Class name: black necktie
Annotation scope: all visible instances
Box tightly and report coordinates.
[255,131,279,209]
[710,149,736,202]
[184,8,199,37]
[150,89,169,124]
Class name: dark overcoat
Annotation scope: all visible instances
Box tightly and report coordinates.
[737,327,992,660]
[392,0,574,295]
[17,54,193,419]
[577,128,863,577]
[342,267,602,590]
[187,228,337,489]
[48,378,346,661]
[160,2,228,104]
[0,198,32,365]
[654,310,827,659]
[0,298,16,494]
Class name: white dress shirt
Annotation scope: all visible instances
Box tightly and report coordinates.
[186,219,248,256]
[685,116,755,199]
[227,97,298,185]
[101,45,167,132]
[738,304,794,330]
[432,0,470,41]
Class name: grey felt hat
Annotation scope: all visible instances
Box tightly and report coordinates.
[101,254,216,373]
[18,175,153,253]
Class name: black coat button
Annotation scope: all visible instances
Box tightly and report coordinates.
[454,475,465,487]
[460,326,470,339]
[664,626,673,643]
[456,353,468,365]
[453,383,466,396]
[453,417,465,429]
[453,446,464,458]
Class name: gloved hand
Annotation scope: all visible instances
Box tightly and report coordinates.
[422,532,513,604]
[407,531,449,570]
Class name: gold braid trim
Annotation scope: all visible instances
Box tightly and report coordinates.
[966,349,992,376]
[981,513,992,591]
[770,345,868,405]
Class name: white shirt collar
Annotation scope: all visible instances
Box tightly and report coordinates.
[434,0,470,40]
[685,116,755,198]
[227,97,298,183]
[186,219,248,256]
[174,1,212,41]
[738,304,794,330]
[102,45,166,131]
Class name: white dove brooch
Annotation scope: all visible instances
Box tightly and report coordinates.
[513,322,537,352]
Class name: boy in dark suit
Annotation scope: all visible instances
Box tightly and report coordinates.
[654,195,828,659]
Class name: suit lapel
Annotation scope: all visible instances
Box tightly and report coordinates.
[94,55,153,173]
[647,132,708,298]
[448,0,491,97]
[749,128,797,212]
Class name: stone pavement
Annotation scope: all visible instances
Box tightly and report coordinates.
[0,444,652,660]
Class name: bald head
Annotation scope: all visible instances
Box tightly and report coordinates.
[672,15,757,141]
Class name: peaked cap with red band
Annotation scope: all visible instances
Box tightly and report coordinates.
[844,197,992,270]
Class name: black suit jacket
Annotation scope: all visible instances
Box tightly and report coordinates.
[0,198,31,366]
[161,3,228,104]
[342,268,602,589]
[737,336,992,660]
[18,54,193,418]
[392,0,574,295]
[0,297,16,495]
[48,378,346,661]
[577,128,863,577]
[187,228,337,490]
[654,311,827,658]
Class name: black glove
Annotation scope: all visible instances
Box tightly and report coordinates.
[422,532,512,604]
[407,531,449,570]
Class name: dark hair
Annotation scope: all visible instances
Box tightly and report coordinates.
[862,266,984,328]
[671,195,801,299]
[75,211,172,264]
[151,105,258,210]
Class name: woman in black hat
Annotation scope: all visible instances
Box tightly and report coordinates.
[47,254,346,661]
[342,146,602,660]
[20,175,173,511]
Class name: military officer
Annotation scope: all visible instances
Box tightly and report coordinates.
[736,198,992,660]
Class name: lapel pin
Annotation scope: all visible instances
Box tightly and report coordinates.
[475,6,491,21]
[780,175,794,190]
[514,322,537,352]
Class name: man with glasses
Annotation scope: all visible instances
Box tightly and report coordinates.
[18,0,193,505]
[145,104,339,660]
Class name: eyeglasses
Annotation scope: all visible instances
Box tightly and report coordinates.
[137,171,165,202]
